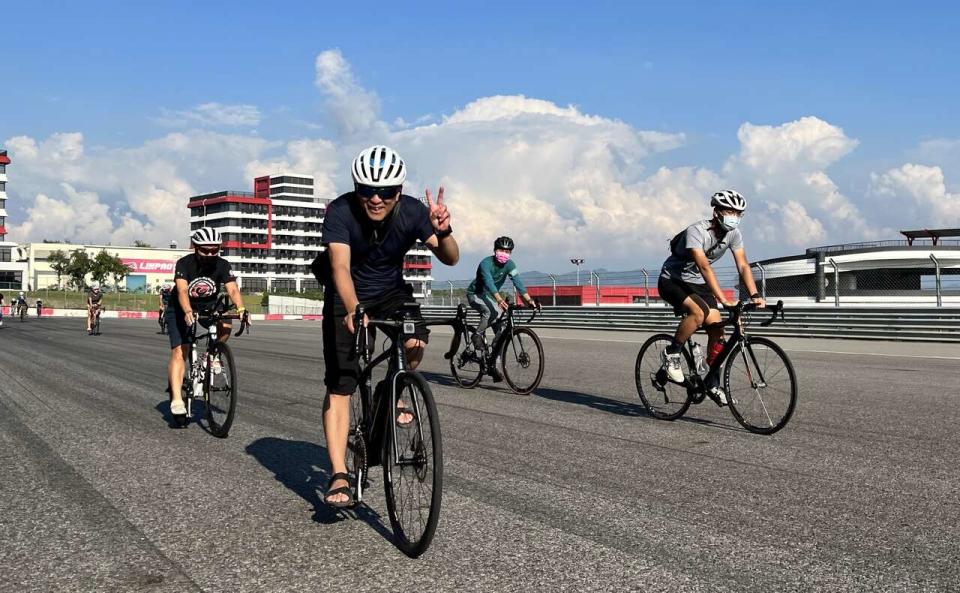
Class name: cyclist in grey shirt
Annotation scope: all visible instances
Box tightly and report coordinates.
[657,190,765,403]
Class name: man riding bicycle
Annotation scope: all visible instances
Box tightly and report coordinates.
[158,282,173,331]
[658,190,765,404]
[313,145,459,508]
[15,291,29,319]
[165,227,248,421]
[466,236,540,381]
[86,283,104,334]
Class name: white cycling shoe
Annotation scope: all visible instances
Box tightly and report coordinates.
[661,351,685,383]
[170,400,187,416]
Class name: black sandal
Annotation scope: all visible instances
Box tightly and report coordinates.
[324,472,355,508]
[396,402,414,427]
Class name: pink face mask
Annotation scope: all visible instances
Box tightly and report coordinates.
[495,252,511,265]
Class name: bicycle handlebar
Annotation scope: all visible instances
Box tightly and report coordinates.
[722,300,785,327]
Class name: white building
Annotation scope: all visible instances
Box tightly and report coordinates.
[189,174,433,297]
[0,149,29,290]
[18,242,190,290]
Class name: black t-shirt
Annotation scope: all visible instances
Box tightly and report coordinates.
[320,192,435,301]
[172,254,235,310]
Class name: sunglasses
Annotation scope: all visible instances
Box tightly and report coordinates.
[356,184,401,201]
[197,246,220,255]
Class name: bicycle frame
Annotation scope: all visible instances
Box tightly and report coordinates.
[680,301,785,395]
[353,304,429,501]
[444,303,539,363]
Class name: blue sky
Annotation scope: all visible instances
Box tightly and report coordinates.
[3,1,960,277]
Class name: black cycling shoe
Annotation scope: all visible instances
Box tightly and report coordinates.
[489,367,504,383]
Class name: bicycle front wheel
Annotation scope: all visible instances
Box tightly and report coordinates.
[449,329,483,388]
[635,334,692,420]
[204,342,238,438]
[382,372,442,558]
[500,327,545,395]
[723,336,797,435]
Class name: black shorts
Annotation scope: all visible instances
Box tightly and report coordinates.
[322,285,429,395]
[658,276,718,315]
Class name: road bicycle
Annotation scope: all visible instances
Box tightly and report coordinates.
[158,309,168,335]
[445,302,545,394]
[17,302,28,322]
[635,301,797,435]
[89,305,103,335]
[345,302,442,558]
[175,299,250,436]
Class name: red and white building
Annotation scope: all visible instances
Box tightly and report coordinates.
[188,174,433,297]
[0,149,29,289]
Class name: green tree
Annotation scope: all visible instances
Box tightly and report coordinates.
[65,250,92,289]
[133,240,152,248]
[90,250,116,284]
[48,250,69,287]
[108,255,131,290]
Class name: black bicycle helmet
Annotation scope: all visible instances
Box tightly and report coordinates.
[494,236,515,250]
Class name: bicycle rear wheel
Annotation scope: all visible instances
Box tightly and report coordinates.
[449,329,483,388]
[382,372,442,558]
[500,327,544,394]
[723,336,797,435]
[635,334,692,420]
[204,342,238,438]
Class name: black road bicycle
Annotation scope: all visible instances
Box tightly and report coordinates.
[90,305,103,335]
[346,303,443,558]
[18,302,28,322]
[445,302,545,394]
[176,298,250,436]
[158,309,168,335]
[635,301,797,435]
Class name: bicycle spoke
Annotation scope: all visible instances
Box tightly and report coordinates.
[725,338,797,434]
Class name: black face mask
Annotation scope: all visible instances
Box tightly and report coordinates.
[197,253,218,273]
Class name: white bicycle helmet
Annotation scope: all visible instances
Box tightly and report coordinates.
[352,145,407,187]
[90,282,100,291]
[710,190,747,212]
[191,226,222,246]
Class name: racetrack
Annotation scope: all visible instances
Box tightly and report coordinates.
[1,317,958,592]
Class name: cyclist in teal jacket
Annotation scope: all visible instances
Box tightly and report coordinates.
[466,237,539,373]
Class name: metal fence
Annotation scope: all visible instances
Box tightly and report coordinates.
[427,258,960,307]
[421,305,960,342]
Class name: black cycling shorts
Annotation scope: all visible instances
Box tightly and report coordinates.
[322,285,429,395]
[658,276,718,315]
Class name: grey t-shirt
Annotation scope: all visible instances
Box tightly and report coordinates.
[660,219,743,284]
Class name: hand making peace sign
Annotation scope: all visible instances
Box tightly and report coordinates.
[425,186,451,234]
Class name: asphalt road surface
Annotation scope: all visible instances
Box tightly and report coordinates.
[1,317,958,592]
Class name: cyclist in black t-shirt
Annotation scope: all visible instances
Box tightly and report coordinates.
[314,145,459,507]
[165,227,248,420]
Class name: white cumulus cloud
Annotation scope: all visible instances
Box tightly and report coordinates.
[870,163,960,224]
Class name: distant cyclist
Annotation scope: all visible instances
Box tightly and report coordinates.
[86,283,104,334]
[466,236,539,379]
[165,227,248,421]
[36,298,43,317]
[0,293,4,326]
[158,282,173,332]
[15,292,29,320]
[658,190,765,404]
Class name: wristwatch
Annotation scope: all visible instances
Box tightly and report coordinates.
[750,292,761,299]
[435,226,453,239]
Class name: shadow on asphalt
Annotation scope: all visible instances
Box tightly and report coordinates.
[424,370,651,417]
[245,437,394,542]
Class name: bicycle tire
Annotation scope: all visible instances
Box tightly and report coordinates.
[204,342,238,438]
[449,329,483,388]
[635,333,692,420]
[346,384,368,502]
[723,336,797,435]
[500,327,545,395]
[94,315,101,335]
[382,371,442,558]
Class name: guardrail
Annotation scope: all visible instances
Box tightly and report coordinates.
[422,305,960,342]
